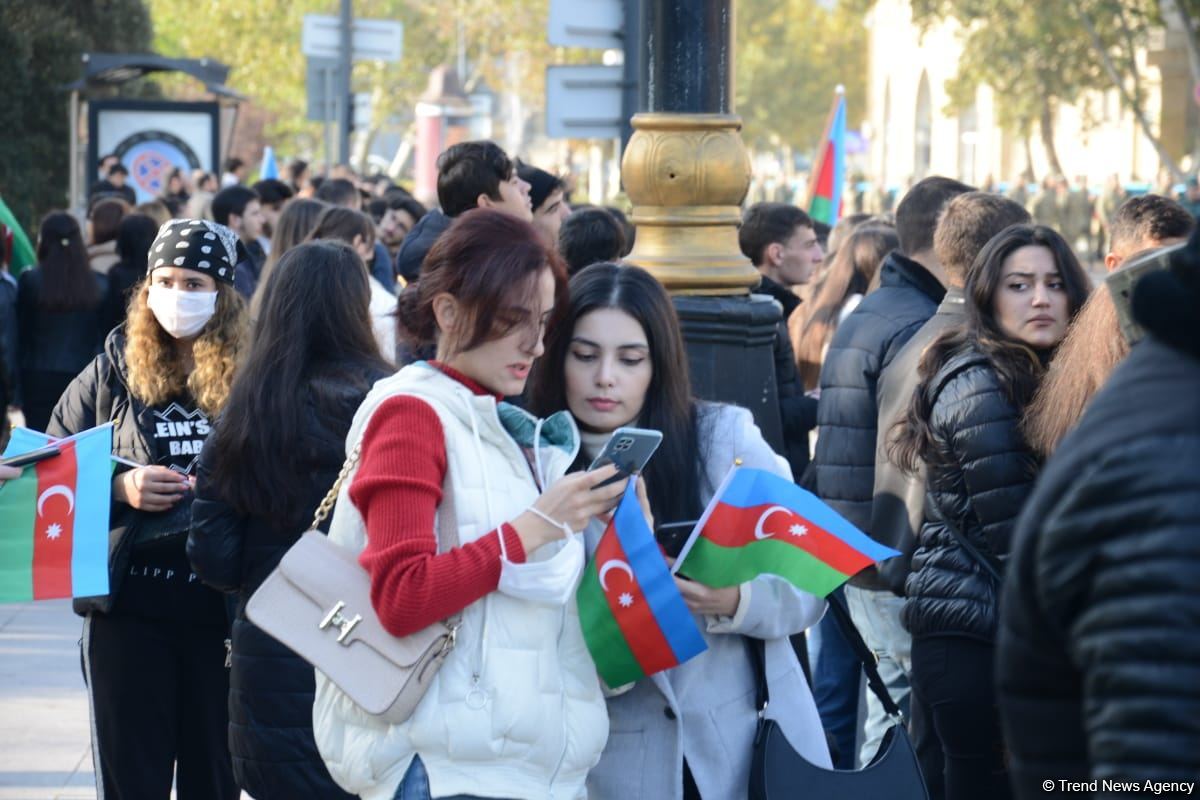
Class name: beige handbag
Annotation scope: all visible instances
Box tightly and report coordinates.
[246,441,462,724]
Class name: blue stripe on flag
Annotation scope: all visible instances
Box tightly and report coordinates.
[830,96,846,222]
[610,480,708,664]
[70,427,111,597]
[2,428,53,458]
[719,468,900,562]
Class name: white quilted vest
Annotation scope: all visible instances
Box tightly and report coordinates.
[313,363,609,800]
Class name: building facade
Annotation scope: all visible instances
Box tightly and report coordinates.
[864,0,1198,189]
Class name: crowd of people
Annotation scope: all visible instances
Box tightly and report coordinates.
[0,137,1197,800]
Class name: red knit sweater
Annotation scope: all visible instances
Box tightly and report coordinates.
[351,363,527,637]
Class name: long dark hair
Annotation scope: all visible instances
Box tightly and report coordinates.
[528,263,705,525]
[114,214,159,273]
[889,225,1091,473]
[205,241,392,530]
[35,212,99,311]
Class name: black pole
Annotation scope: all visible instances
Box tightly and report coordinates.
[338,0,353,166]
[641,0,733,114]
[632,0,785,452]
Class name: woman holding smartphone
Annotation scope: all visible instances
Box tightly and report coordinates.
[48,218,247,799]
[312,209,625,800]
[527,263,830,800]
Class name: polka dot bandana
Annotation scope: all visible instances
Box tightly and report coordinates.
[147,218,239,285]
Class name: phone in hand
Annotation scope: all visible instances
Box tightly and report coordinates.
[655,520,697,559]
[1107,241,1185,345]
[588,426,663,488]
[0,446,62,469]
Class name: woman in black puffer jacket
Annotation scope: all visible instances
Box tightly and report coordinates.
[888,225,1090,800]
[997,234,1200,797]
[188,241,392,799]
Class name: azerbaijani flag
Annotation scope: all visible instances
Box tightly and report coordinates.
[577,479,707,687]
[675,466,899,598]
[807,87,846,227]
[0,426,112,603]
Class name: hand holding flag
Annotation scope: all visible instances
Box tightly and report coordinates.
[577,478,708,687]
[674,466,900,598]
[0,427,113,604]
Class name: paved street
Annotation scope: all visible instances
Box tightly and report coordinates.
[0,601,95,800]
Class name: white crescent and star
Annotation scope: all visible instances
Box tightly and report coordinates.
[598,559,634,591]
[37,485,75,517]
[753,506,791,540]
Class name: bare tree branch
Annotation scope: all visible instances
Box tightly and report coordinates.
[1078,4,1185,179]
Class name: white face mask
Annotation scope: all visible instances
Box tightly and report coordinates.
[147,285,218,339]
[497,534,585,606]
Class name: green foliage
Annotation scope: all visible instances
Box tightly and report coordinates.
[736,0,868,152]
[0,1,152,232]
[145,0,568,154]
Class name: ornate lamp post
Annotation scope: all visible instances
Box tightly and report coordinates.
[622,0,784,449]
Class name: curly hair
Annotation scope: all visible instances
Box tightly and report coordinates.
[124,278,247,416]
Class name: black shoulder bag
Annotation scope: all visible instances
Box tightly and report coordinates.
[747,592,930,800]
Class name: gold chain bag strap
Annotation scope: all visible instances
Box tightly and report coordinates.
[246,438,462,724]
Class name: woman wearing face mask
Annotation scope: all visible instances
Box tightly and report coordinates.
[887,225,1090,800]
[526,263,830,800]
[312,209,624,800]
[48,218,248,800]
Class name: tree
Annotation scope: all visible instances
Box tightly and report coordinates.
[0,1,153,232]
[146,0,572,167]
[904,0,1197,180]
[736,0,868,153]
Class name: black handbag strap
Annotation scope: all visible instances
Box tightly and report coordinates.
[749,591,903,720]
[928,497,1003,584]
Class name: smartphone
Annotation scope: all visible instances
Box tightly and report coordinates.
[655,520,697,559]
[0,446,62,469]
[1107,242,1185,345]
[588,426,663,488]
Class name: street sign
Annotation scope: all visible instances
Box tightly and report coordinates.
[302,14,403,63]
[306,57,341,122]
[547,0,623,50]
[545,64,626,140]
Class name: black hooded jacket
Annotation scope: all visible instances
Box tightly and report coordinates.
[187,367,387,799]
[996,261,1200,795]
[47,327,179,616]
[811,252,946,536]
[756,275,818,480]
[899,346,1038,641]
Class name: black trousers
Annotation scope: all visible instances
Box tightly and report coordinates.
[909,636,1010,800]
[82,612,238,800]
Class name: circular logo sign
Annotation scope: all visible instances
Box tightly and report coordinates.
[113,131,202,198]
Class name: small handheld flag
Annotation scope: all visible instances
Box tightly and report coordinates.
[807,86,846,227]
[674,466,899,598]
[0,427,113,603]
[577,479,708,687]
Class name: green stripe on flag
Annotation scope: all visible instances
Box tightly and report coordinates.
[809,195,835,227]
[576,565,646,687]
[678,537,849,598]
[0,470,38,603]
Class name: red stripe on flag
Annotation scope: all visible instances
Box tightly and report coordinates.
[32,442,78,600]
[594,520,679,675]
[812,140,836,200]
[698,501,875,576]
